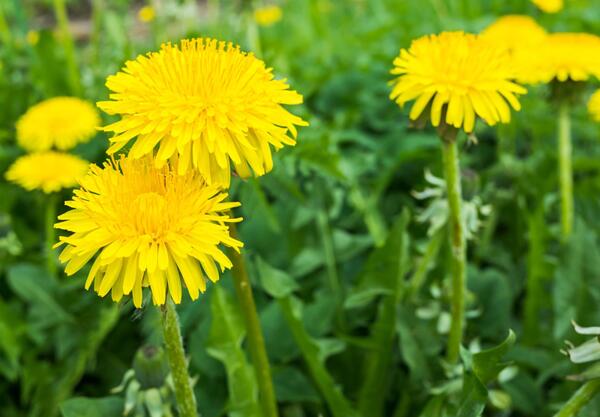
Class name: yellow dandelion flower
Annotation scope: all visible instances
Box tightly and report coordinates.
[97,38,307,187]
[138,5,156,23]
[517,33,600,84]
[532,0,563,13]
[5,152,89,193]
[54,155,243,307]
[390,31,526,133]
[17,97,100,152]
[481,15,547,53]
[26,30,40,46]
[254,5,283,26]
[588,90,600,122]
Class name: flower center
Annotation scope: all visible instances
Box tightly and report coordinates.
[131,192,169,239]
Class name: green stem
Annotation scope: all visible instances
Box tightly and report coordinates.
[558,101,573,240]
[46,194,57,279]
[90,0,104,68]
[442,138,466,363]
[553,379,600,417]
[161,301,198,417]
[52,0,81,95]
[228,222,279,417]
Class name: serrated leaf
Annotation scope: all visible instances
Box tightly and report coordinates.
[472,330,516,384]
[206,286,261,417]
[256,256,299,299]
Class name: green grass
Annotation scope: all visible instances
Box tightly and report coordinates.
[2,0,600,416]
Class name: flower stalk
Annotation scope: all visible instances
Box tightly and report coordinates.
[440,128,466,363]
[558,101,573,240]
[161,301,198,417]
[553,379,600,417]
[228,221,279,417]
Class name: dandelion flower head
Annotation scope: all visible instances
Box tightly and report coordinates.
[6,151,89,193]
[55,155,243,308]
[516,33,600,84]
[532,0,563,13]
[17,97,99,152]
[138,6,155,23]
[481,15,547,53]
[254,5,283,26]
[98,38,307,187]
[588,89,600,122]
[390,31,526,133]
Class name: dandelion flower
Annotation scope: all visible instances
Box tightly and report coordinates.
[138,6,155,23]
[390,31,526,133]
[97,38,307,187]
[254,5,283,26]
[532,0,563,13]
[55,155,243,307]
[588,90,600,122]
[516,33,600,84]
[5,151,89,193]
[481,15,547,53]
[17,97,100,152]
[26,30,40,46]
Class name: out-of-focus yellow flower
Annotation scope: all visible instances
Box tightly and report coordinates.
[588,90,600,122]
[26,30,40,46]
[5,152,89,193]
[138,5,156,23]
[532,0,563,13]
[516,33,600,84]
[254,5,283,26]
[98,38,307,187]
[17,97,100,152]
[390,31,526,133]
[481,15,547,53]
[55,155,243,307]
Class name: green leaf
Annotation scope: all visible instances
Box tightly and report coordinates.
[273,366,320,403]
[472,330,516,384]
[256,256,299,299]
[7,263,72,324]
[357,211,410,417]
[456,374,487,417]
[206,286,261,417]
[60,396,124,417]
[278,296,359,417]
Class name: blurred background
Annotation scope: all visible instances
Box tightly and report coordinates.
[2,1,600,416]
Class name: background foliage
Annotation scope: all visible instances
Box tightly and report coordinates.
[1,0,600,416]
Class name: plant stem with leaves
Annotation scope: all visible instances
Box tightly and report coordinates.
[553,379,600,417]
[228,222,279,417]
[558,101,573,240]
[441,133,466,363]
[161,301,198,417]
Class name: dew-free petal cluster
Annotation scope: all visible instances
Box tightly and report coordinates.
[98,38,307,187]
[17,97,99,152]
[481,15,547,53]
[390,31,526,133]
[5,151,89,193]
[254,5,283,26]
[516,33,600,84]
[532,0,563,13]
[55,156,243,307]
[588,90,600,122]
